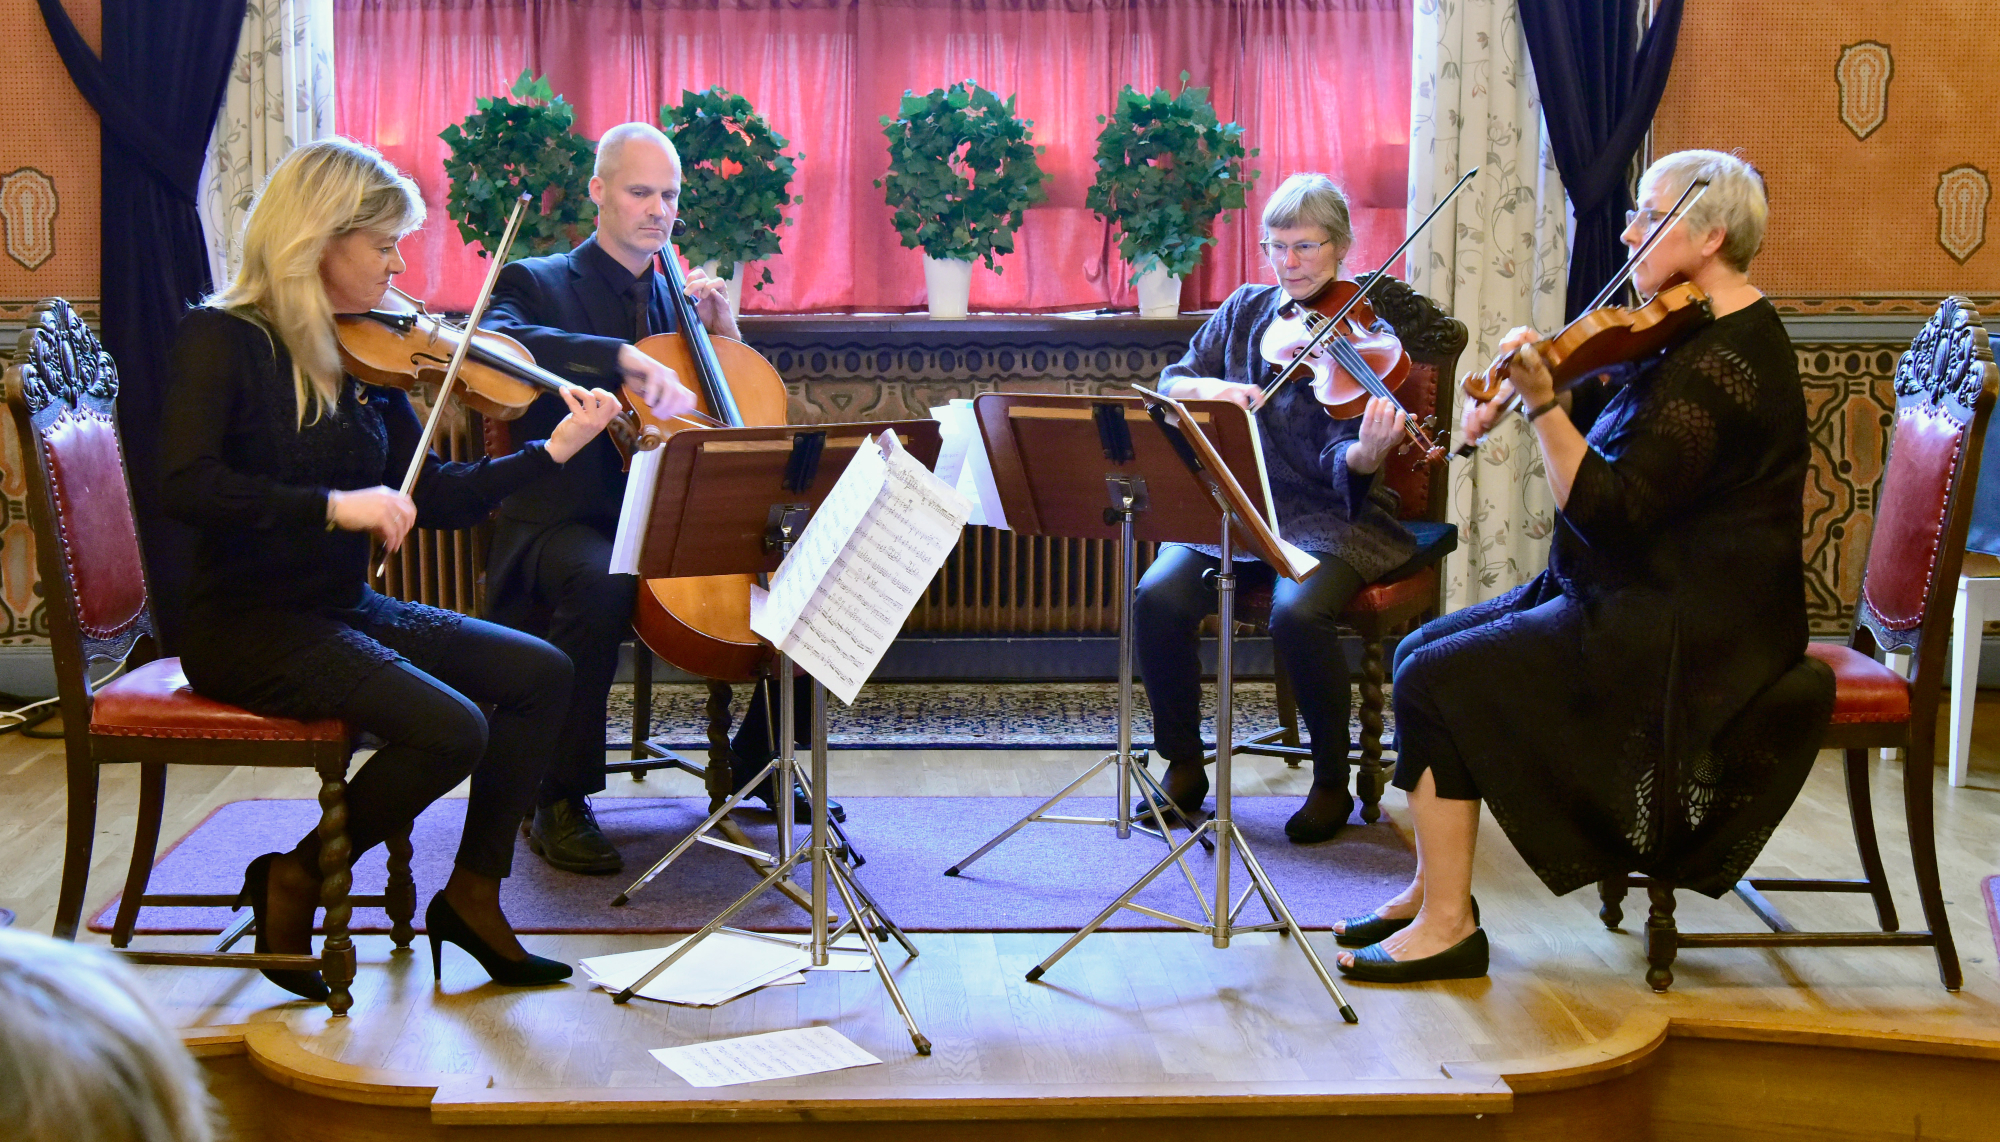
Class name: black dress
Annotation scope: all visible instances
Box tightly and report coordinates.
[1391,299,1835,897]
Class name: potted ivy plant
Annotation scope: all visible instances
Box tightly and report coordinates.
[661,85,801,313]
[439,70,595,261]
[878,81,1048,319]
[1087,75,1258,317]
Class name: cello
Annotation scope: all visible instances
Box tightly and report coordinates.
[629,226,790,684]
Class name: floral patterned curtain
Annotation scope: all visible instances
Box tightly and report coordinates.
[197,0,336,285]
[1405,0,1570,609]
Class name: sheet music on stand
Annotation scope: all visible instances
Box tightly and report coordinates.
[609,445,665,576]
[929,399,1009,529]
[750,430,972,704]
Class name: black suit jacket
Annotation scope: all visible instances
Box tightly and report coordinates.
[479,235,679,609]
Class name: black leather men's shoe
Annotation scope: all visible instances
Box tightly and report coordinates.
[527,798,623,875]
[731,759,846,823]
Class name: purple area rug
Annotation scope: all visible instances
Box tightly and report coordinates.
[89,796,1411,936]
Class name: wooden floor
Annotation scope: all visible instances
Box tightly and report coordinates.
[5,696,2000,1136]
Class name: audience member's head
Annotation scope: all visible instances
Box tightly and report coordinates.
[0,929,215,1142]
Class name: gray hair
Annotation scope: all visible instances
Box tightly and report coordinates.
[1642,149,1769,271]
[1261,173,1354,253]
[0,929,214,1142]
[593,122,680,181]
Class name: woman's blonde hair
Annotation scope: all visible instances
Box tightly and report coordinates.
[0,929,215,1142]
[1642,149,1769,272]
[209,137,425,426]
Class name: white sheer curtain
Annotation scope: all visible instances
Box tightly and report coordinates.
[198,0,337,285]
[1406,0,1569,610]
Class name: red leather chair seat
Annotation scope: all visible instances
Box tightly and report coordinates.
[1805,642,1911,725]
[1344,565,1439,615]
[90,658,349,741]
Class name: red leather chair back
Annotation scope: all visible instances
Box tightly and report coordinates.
[1854,298,1998,673]
[4,300,157,686]
[1359,273,1467,525]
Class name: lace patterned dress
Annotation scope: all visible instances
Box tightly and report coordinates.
[1392,298,1835,897]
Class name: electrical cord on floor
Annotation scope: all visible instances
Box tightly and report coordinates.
[0,660,127,739]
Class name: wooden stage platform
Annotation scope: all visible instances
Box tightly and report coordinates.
[6,714,2000,1140]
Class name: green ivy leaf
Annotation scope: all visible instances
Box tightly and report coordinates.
[440,69,595,261]
[1086,77,1261,283]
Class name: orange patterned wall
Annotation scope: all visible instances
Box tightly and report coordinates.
[1653,1,1999,313]
[1,1,100,651]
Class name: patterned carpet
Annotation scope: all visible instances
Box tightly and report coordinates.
[606,681,1395,751]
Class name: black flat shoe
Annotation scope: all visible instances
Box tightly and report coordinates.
[528,798,623,875]
[425,893,572,987]
[1284,785,1355,844]
[1335,897,1478,948]
[236,852,329,1002]
[1135,758,1210,819]
[732,759,846,823]
[1336,927,1489,983]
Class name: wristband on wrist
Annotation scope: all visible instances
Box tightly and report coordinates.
[1525,397,1563,424]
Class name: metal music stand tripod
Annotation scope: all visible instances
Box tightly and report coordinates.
[1024,387,1358,1023]
[947,393,1284,874]
[604,422,942,1055]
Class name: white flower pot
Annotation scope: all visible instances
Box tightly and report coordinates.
[698,260,746,315]
[1134,259,1183,319]
[923,255,975,320]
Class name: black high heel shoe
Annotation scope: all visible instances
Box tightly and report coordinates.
[1335,896,1479,949]
[425,892,572,987]
[1336,927,1489,983]
[236,852,329,1002]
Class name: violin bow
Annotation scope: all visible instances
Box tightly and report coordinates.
[374,191,532,578]
[1257,165,1480,408]
[1452,178,1712,459]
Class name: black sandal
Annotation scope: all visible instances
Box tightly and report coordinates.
[1334,896,1477,948]
[1336,928,1489,983]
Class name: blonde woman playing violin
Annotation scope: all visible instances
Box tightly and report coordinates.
[1333,150,1832,983]
[160,138,677,998]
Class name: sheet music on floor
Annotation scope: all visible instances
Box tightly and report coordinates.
[930,399,1009,528]
[579,931,873,1006]
[751,429,972,704]
[607,443,665,576]
[650,1026,882,1088]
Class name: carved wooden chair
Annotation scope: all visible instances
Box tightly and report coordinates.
[5,299,414,1016]
[1219,275,1467,823]
[1599,296,1992,992]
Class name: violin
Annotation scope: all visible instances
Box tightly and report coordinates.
[1258,278,1413,418]
[628,226,791,685]
[335,285,671,466]
[1458,276,1713,407]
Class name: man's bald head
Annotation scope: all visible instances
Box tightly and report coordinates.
[594,122,680,182]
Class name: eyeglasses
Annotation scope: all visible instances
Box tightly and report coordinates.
[1624,208,1671,231]
[1259,239,1327,260]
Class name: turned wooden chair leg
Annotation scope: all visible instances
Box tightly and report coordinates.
[1841,745,1900,931]
[383,824,416,950]
[629,644,653,776]
[53,754,101,941]
[1355,634,1387,824]
[1645,884,1680,993]
[112,761,169,947]
[1902,733,1962,990]
[314,754,358,1017]
[704,680,735,807]
[1598,877,1629,930]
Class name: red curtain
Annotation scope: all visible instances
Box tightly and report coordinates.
[335,0,1411,313]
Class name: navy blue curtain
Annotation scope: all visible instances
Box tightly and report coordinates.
[1518,0,1686,320]
[37,0,247,651]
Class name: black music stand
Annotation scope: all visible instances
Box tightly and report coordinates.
[605,421,941,1055]
[1023,387,1358,1023]
[945,393,1280,874]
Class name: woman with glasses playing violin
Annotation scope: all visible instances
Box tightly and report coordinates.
[1134,173,1414,844]
[1331,150,1833,984]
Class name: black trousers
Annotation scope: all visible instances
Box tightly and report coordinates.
[289,616,572,880]
[730,673,817,773]
[1133,545,1366,788]
[486,521,637,805]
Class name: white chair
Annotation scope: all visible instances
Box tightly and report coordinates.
[1947,552,2000,786]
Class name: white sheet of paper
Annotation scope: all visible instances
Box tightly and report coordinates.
[957,405,1010,530]
[608,444,665,576]
[579,931,810,1006]
[928,401,974,488]
[650,1025,883,1088]
[753,437,971,704]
